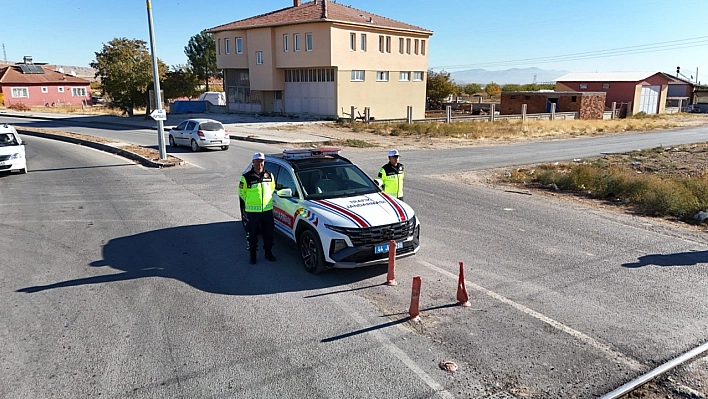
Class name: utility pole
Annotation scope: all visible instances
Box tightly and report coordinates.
[2,44,6,64]
[146,0,167,160]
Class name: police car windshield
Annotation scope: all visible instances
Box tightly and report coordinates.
[0,133,18,146]
[296,164,378,200]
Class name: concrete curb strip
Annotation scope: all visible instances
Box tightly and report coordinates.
[17,129,183,168]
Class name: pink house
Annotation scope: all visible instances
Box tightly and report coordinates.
[0,57,92,108]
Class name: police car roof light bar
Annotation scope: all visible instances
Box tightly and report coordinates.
[282,147,341,159]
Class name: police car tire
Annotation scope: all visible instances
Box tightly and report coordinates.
[298,229,327,274]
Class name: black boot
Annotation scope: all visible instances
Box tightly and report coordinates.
[265,249,276,262]
[249,251,257,265]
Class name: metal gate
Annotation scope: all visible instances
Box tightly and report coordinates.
[639,85,660,114]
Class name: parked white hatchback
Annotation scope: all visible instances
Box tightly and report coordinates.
[0,123,27,174]
[168,119,230,151]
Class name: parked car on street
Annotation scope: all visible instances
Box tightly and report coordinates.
[0,123,27,174]
[168,119,230,151]
[240,147,420,274]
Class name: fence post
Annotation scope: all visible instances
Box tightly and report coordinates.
[490,104,495,122]
[551,103,556,120]
[364,107,370,124]
[611,102,617,119]
[446,105,452,123]
[407,106,413,124]
[522,104,527,121]
[627,101,633,116]
[350,106,356,123]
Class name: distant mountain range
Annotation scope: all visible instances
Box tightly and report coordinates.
[449,67,570,85]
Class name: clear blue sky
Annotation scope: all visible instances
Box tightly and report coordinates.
[4,0,707,82]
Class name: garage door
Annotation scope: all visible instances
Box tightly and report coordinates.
[284,68,336,116]
[639,85,660,114]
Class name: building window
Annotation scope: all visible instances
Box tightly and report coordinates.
[256,51,263,65]
[361,34,367,51]
[406,38,411,54]
[285,68,335,83]
[510,95,517,99]
[72,87,87,97]
[602,83,610,89]
[579,83,588,89]
[376,71,389,81]
[524,95,531,100]
[306,33,313,51]
[421,40,426,55]
[571,96,577,102]
[399,38,404,54]
[379,35,384,52]
[350,33,355,51]
[284,34,289,52]
[294,34,300,52]
[414,39,419,55]
[236,37,243,54]
[58,87,64,93]
[399,72,410,81]
[225,39,231,54]
[11,87,29,98]
[218,38,221,55]
[351,70,365,82]
[41,87,48,93]
[413,71,423,81]
[385,36,391,53]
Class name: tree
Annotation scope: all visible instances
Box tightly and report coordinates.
[162,65,200,100]
[462,83,482,96]
[91,38,167,116]
[485,82,501,98]
[426,70,456,109]
[185,31,220,92]
[501,84,522,92]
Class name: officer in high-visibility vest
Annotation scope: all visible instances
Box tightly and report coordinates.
[377,149,404,200]
[239,152,276,264]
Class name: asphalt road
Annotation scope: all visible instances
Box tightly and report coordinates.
[1,120,707,398]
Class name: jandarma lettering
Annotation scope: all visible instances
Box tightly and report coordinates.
[346,200,384,208]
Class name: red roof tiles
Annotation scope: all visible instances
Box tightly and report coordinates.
[0,66,91,85]
[208,0,431,34]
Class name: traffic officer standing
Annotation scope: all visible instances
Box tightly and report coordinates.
[377,149,404,201]
[239,152,276,264]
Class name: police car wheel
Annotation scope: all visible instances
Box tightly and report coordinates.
[298,229,327,274]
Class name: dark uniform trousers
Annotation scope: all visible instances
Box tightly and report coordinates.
[246,210,274,252]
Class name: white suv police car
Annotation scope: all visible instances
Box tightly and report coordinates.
[240,148,420,274]
[0,123,27,174]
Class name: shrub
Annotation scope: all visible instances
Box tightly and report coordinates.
[8,102,30,111]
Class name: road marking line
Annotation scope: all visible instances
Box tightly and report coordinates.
[417,259,644,371]
[327,293,456,399]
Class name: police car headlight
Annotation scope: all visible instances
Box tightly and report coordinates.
[407,216,417,236]
[331,239,348,253]
[9,153,22,160]
[325,224,349,234]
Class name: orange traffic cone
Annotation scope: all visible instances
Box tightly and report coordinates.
[457,262,471,307]
[409,276,422,321]
[385,239,397,286]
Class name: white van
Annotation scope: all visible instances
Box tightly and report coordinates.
[197,92,226,106]
[0,123,28,174]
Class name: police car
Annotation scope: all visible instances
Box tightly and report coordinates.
[0,123,27,174]
[240,148,420,274]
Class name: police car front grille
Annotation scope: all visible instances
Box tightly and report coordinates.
[0,155,11,161]
[341,219,414,246]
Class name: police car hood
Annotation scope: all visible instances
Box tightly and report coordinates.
[0,144,22,157]
[309,192,413,228]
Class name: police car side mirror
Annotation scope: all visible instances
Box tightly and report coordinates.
[374,179,383,189]
[277,188,293,198]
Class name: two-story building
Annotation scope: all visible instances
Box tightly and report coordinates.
[207,0,433,120]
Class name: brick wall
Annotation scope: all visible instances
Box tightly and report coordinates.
[500,92,605,119]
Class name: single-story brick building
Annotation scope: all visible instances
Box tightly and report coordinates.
[554,72,672,116]
[500,91,606,119]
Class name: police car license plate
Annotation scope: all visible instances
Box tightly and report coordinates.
[0,161,5,166]
[374,241,403,254]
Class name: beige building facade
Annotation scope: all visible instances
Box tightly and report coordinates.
[208,0,432,120]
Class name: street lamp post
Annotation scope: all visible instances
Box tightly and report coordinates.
[146,0,167,160]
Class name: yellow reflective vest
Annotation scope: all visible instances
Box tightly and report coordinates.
[377,163,404,198]
[239,169,274,212]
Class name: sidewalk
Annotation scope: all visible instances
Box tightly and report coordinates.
[0,109,335,144]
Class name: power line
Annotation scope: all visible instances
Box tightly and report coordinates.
[432,36,708,71]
